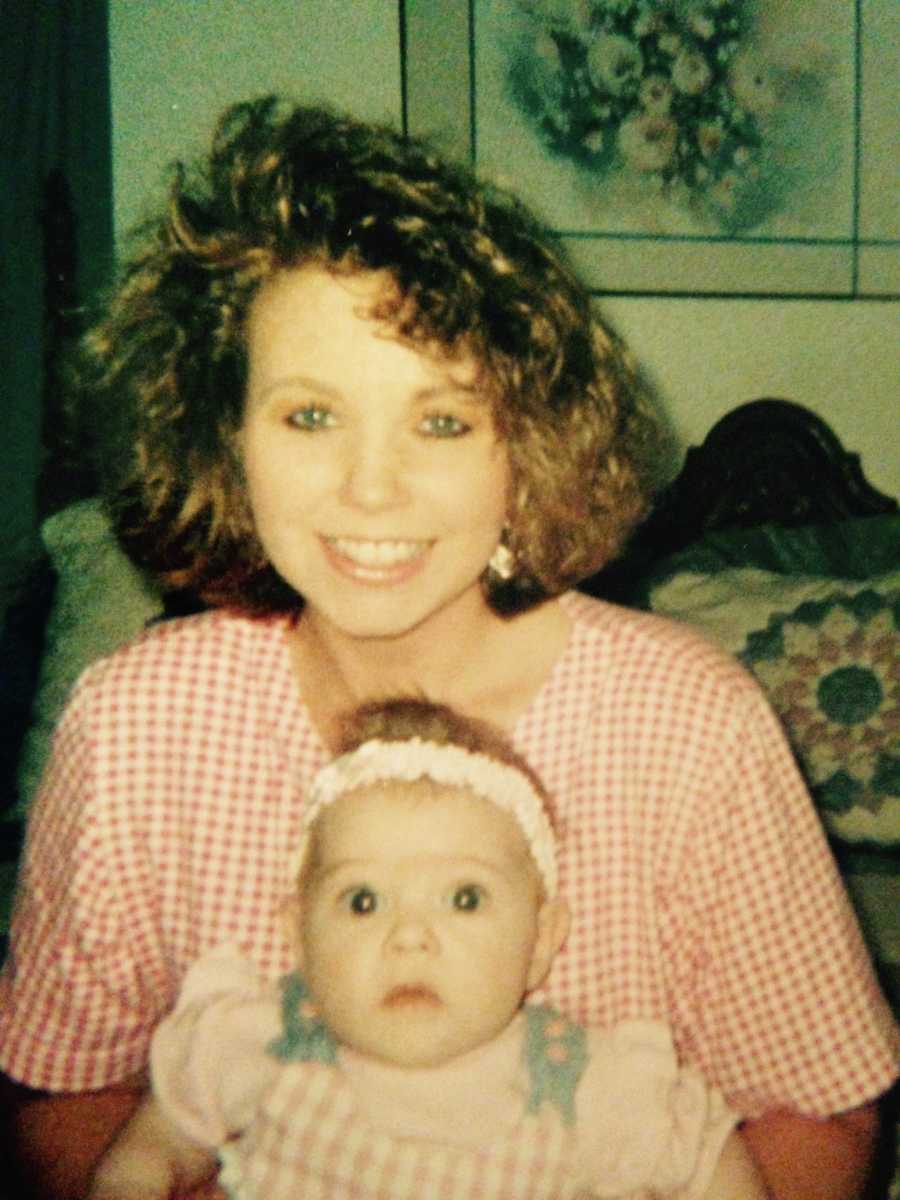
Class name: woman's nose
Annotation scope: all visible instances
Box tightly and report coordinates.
[339,433,407,511]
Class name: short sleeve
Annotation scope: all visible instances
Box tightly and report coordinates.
[151,947,282,1147]
[0,607,317,1094]
[573,1020,736,1198]
[0,677,173,1089]
[659,682,899,1116]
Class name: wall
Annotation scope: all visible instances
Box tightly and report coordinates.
[108,1,898,499]
[602,295,899,498]
[109,0,401,241]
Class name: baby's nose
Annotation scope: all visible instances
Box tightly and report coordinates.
[385,912,439,953]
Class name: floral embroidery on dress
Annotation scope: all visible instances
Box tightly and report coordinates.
[267,971,337,1064]
[523,1004,589,1125]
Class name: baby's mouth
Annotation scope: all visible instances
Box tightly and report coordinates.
[382,984,441,1008]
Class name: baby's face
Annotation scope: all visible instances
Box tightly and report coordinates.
[295,780,564,1068]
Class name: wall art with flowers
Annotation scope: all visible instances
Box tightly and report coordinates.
[406,0,898,295]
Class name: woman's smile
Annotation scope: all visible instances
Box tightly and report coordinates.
[322,536,433,584]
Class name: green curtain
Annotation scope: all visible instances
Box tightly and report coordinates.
[0,0,113,605]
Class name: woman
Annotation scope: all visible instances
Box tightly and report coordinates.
[0,97,895,1199]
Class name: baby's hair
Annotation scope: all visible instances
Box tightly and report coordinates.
[79,96,659,613]
[296,697,558,896]
[336,697,548,801]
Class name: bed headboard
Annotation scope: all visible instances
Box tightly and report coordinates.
[586,397,898,603]
[649,396,895,534]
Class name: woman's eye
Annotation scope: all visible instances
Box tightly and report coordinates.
[287,406,335,431]
[344,887,378,915]
[420,413,470,438]
[451,884,485,912]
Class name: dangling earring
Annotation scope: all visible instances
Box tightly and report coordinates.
[488,535,516,581]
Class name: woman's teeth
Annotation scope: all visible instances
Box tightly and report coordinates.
[329,538,428,567]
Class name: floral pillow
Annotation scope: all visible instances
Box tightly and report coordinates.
[649,567,900,848]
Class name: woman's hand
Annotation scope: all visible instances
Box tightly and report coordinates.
[88,1094,218,1200]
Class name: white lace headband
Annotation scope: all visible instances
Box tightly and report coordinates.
[301,737,558,897]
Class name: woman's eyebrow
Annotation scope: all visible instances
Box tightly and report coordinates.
[414,381,483,406]
[255,374,341,403]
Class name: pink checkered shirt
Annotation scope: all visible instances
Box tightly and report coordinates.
[1,593,897,1115]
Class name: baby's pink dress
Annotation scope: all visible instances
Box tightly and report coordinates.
[152,948,736,1200]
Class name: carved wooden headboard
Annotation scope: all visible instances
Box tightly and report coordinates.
[585,397,897,603]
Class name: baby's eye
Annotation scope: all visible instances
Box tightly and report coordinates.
[419,412,470,438]
[343,887,379,915]
[287,406,335,431]
[451,884,485,912]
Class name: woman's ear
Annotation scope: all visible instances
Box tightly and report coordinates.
[527,896,570,991]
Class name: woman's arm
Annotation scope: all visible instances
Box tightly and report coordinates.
[662,684,896,1199]
[1,1071,223,1200]
[740,1102,880,1200]
[1,1071,144,1200]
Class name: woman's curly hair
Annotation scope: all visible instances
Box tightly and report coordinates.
[84,95,657,613]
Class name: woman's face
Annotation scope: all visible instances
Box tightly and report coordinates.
[240,267,510,642]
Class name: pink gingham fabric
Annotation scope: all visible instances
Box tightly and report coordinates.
[219,1064,578,1200]
[152,948,737,1200]
[0,594,897,1115]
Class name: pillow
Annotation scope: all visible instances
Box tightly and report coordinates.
[646,513,900,589]
[15,499,163,815]
[649,567,900,849]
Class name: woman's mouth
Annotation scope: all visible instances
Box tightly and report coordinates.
[323,537,431,583]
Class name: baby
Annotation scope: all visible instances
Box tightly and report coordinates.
[90,699,765,1199]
